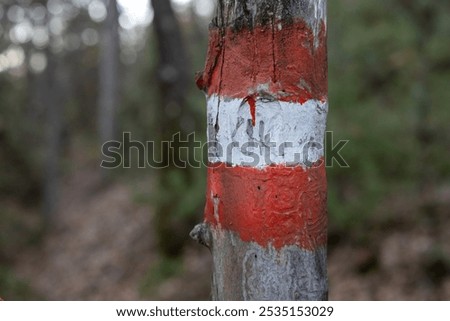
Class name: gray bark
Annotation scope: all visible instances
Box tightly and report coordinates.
[192,226,327,300]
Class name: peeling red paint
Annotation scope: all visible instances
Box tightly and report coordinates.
[199,20,327,103]
[195,70,206,92]
[243,95,257,126]
[204,161,327,250]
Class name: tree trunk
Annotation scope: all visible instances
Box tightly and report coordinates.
[98,0,120,145]
[42,49,64,223]
[151,0,197,257]
[191,0,328,300]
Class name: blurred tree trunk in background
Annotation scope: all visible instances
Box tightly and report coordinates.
[98,0,120,146]
[151,0,196,257]
[42,48,64,223]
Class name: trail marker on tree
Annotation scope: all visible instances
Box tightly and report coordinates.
[192,0,328,300]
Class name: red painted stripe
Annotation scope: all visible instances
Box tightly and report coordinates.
[204,161,327,250]
[243,95,257,126]
[198,21,327,103]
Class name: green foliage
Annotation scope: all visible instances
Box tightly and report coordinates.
[139,256,183,295]
[0,76,42,203]
[122,27,208,253]
[0,266,40,300]
[0,205,42,300]
[327,0,450,230]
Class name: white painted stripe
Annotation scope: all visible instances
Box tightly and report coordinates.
[207,95,328,168]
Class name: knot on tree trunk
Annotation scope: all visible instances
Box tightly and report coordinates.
[190,223,211,249]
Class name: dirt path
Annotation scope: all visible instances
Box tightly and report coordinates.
[14,168,155,300]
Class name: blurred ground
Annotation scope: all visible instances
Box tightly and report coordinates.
[11,152,213,300]
[13,168,155,300]
[9,163,449,300]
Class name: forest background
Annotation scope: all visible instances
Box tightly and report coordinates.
[0,0,448,300]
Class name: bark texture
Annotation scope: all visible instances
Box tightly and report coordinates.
[192,0,328,301]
